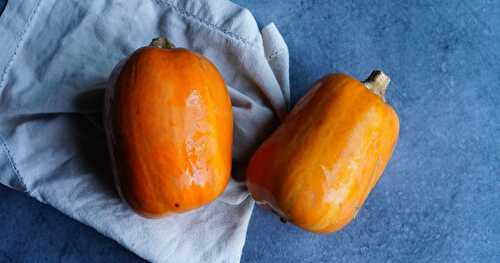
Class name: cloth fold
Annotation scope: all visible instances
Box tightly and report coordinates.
[0,0,289,262]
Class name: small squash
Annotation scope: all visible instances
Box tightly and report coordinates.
[104,37,233,218]
[246,70,399,233]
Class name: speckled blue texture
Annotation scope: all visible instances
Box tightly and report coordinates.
[1,0,499,262]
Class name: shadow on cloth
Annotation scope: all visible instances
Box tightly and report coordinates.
[73,86,117,197]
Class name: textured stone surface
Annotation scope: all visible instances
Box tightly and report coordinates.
[1,0,499,262]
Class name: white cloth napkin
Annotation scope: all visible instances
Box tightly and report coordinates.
[0,0,289,262]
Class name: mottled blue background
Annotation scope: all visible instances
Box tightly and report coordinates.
[1,0,499,262]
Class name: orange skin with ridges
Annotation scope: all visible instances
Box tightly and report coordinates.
[105,46,233,218]
[246,73,399,233]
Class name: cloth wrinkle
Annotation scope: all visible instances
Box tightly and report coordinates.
[0,0,42,101]
[0,134,26,191]
[153,0,255,47]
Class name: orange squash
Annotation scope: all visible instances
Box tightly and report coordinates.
[246,70,399,233]
[104,37,233,218]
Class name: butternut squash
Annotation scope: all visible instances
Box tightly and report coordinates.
[104,37,233,218]
[247,70,399,233]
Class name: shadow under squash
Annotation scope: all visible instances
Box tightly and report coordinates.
[72,85,118,196]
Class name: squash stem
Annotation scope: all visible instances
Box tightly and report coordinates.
[362,70,390,101]
[150,37,175,49]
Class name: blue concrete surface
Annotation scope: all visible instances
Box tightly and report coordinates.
[1,0,499,262]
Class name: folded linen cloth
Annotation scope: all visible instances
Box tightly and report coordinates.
[0,0,289,262]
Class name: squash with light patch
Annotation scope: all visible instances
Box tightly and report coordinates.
[104,37,233,218]
[246,70,399,233]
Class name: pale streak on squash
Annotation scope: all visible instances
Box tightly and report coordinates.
[247,71,399,233]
